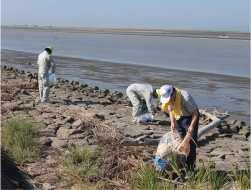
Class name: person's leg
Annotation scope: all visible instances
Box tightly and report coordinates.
[182,113,199,171]
[42,72,50,101]
[38,73,43,101]
[126,86,141,118]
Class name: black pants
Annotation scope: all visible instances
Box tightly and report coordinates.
[175,111,199,170]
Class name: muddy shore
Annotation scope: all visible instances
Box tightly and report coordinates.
[1,66,250,189]
[2,49,250,126]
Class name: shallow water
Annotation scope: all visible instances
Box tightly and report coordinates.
[1,28,250,125]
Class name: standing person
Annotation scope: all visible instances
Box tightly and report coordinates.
[159,85,199,172]
[37,46,56,103]
[126,83,159,121]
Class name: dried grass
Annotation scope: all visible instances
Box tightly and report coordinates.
[38,106,147,189]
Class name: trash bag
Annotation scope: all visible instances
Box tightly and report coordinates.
[154,130,186,170]
[48,71,56,87]
[132,113,151,123]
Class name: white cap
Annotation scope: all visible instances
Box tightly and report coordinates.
[159,85,173,103]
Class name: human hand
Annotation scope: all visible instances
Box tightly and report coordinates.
[52,70,55,73]
[170,123,176,130]
[150,114,155,121]
[188,126,194,133]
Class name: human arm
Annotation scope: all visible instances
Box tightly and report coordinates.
[144,92,155,116]
[49,56,56,73]
[188,110,198,133]
[169,111,176,130]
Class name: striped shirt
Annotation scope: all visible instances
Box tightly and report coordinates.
[168,89,198,116]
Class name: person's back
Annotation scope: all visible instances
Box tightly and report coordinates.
[37,51,55,73]
[130,83,153,93]
[37,46,56,103]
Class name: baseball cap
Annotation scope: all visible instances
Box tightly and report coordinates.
[159,85,173,103]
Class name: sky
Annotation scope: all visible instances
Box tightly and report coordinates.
[1,0,250,31]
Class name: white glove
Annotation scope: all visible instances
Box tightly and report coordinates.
[151,114,155,121]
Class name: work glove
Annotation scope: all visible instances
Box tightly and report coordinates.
[150,114,155,121]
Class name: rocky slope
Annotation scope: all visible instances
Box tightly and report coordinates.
[1,65,250,189]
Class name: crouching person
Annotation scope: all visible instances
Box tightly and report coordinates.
[126,83,159,121]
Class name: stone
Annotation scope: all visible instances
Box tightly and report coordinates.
[229,125,239,133]
[214,161,231,171]
[232,134,247,141]
[218,127,233,134]
[227,119,237,125]
[72,119,84,128]
[225,155,246,163]
[39,137,52,146]
[57,128,83,138]
[68,139,88,147]
[27,163,41,177]
[46,155,56,165]
[100,88,109,93]
[157,120,171,126]
[235,120,246,126]
[63,117,75,124]
[43,183,57,190]
[50,138,68,148]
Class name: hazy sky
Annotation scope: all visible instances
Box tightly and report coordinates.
[1,0,250,31]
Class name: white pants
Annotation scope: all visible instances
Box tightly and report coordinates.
[126,85,143,118]
[38,72,50,101]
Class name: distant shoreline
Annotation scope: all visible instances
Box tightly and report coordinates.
[2,25,250,39]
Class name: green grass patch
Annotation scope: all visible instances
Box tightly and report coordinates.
[60,146,103,189]
[132,164,173,190]
[1,107,6,114]
[132,152,250,190]
[1,116,40,165]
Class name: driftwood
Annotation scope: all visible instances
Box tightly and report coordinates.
[10,80,38,89]
[121,107,229,146]
[121,138,160,146]
[198,107,229,139]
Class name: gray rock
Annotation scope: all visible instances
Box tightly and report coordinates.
[27,163,41,177]
[46,155,56,165]
[39,137,52,146]
[232,134,247,141]
[41,112,57,119]
[50,138,68,148]
[229,125,239,133]
[57,128,83,138]
[235,120,246,126]
[43,183,56,190]
[227,119,237,125]
[218,127,233,134]
[157,120,171,126]
[72,119,84,128]
[214,161,230,171]
[68,139,88,148]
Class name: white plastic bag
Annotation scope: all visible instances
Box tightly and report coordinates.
[133,113,151,123]
[48,70,56,87]
[155,130,182,160]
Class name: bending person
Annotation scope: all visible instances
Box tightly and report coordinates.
[159,85,199,172]
[126,83,159,121]
[37,46,56,103]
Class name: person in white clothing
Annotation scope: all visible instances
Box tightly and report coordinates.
[37,46,56,103]
[126,83,159,121]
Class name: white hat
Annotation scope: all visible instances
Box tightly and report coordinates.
[159,85,173,103]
